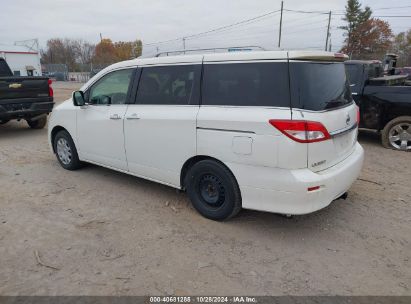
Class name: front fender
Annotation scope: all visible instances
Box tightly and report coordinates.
[47,99,78,153]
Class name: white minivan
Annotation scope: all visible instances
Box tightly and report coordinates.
[48,51,364,220]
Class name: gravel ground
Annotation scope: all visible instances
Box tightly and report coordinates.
[0,82,410,296]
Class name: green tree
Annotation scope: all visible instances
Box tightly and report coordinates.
[340,0,372,58]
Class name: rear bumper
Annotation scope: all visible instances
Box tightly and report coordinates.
[227,142,364,215]
[0,100,54,120]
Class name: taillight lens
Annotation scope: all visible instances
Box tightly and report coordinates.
[269,120,331,143]
[48,79,53,97]
[356,106,360,125]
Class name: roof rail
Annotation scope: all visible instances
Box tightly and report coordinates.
[155,46,266,57]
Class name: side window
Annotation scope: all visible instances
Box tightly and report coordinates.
[202,62,290,107]
[89,69,134,105]
[136,65,200,105]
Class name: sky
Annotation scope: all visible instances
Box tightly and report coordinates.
[0,0,410,56]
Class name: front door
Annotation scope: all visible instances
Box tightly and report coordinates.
[77,68,135,171]
[124,64,202,187]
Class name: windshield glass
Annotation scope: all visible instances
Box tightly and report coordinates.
[290,62,353,111]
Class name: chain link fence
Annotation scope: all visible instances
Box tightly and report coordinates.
[43,63,110,83]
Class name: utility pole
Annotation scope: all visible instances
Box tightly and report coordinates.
[99,33,103,42]
[278,1,284,48]
[183,37,186,53]
[328,33,332,52]
[325,11,331,51]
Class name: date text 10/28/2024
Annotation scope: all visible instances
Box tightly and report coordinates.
[149,296,257,303]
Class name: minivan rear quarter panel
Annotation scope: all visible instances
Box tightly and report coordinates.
[197,60,306,170]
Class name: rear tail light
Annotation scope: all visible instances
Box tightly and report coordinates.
[269,120,331,143]
[356,106,360,125]
[48,79,53,97]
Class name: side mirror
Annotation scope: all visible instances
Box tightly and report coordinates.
[100,95,111,105]
[73,91,86,106]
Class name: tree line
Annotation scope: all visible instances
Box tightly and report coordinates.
[41,38,142,72]
[340,0,410,66]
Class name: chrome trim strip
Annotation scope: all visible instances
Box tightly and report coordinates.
[197,127,255,134]
[199,105,290,110]
[330,123,358,138]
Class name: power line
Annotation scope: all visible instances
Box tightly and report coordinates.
[185,14,276,40]
[142,4,410,54]
[186,11,280,40]
[284,18,329,31]
[144,10,280,46]
[283,9,329,15]
[283,13,329,28]
[332,5,411,14]
[373,15,411,18]
[373,5,411,11]
[333,13,411,17]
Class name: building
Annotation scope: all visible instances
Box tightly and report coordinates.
[0,44,42,76]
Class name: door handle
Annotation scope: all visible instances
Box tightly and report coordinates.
[126,113,140,120]
[109,114,122,120]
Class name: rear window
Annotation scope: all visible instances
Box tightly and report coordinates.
[290,62,353,111]
[202,62,290,107]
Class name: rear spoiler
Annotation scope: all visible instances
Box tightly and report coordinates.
[288,51,349,62]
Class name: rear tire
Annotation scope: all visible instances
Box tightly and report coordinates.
[53,130,82,170]
[381,116,411,151]
[27,116,47,129]
[184,160,242,221]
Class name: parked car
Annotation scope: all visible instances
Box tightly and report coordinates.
[0,58,54,128]
[345,60,411,151]
[48,51,364,220]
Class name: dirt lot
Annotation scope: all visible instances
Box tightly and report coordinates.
[0,82,410,296]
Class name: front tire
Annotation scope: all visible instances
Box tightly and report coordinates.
[381,116,411,151]
[27,116,47,129]
[53,130,82,170]
[184,160,242,221]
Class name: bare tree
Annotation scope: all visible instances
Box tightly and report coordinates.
[41,38,78,71]
[72,39,95,65]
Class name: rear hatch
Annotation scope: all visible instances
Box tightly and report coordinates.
[0,77,50,102]
[288,57,359,172]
